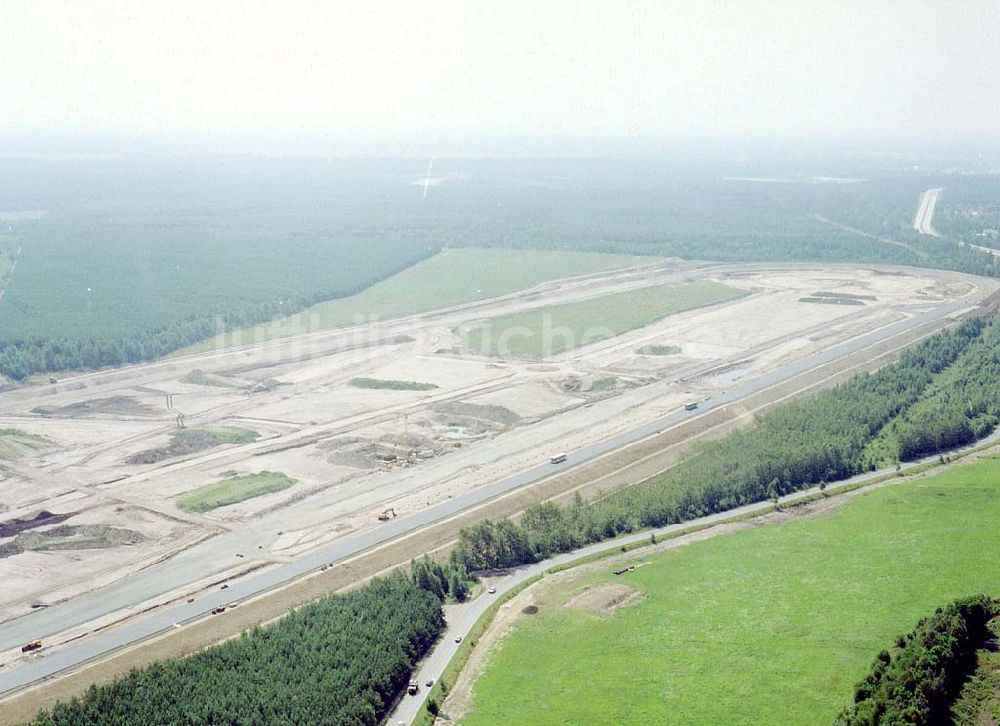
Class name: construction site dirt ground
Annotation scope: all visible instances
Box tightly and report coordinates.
[0,260,995,718]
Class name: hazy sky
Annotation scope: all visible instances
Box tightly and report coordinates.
[3,0,999,153]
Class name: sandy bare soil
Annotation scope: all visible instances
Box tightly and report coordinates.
[0,260,992,671]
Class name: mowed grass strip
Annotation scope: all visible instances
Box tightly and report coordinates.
[461,456,1000,726]
[176,471,296,513]
[178,249,651,354]
[349,377,439,391]
[464,280,745,357]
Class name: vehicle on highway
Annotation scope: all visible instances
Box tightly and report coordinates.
[20,640,42,653]
[425,678,434,687]
[211,607,226,615]
[407,680,419,695]
[488,586,497,594]
[455,634,463,643]
[684,401,699,411]
[550,452,567,464]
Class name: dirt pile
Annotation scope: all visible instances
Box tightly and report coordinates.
[564,582,643,615]
[32,396,158,418]
[126,427,258,465]
[0,510,74,538]
[1,525,144,559]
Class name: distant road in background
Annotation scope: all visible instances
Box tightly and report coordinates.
[914,186,1000,259]
[913,187,944,236]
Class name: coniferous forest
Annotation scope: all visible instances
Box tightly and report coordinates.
[450,316,1000,572]
[32,577,444,726]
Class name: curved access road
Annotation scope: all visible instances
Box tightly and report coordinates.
[387,428,1000,725]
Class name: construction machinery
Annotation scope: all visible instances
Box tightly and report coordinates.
[377,508,396,521]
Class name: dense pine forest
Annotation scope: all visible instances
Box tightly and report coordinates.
[4,157,1000,381]
[31,576,445,726]
[450,316,1000,571]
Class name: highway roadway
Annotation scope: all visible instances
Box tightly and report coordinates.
[913,187,943,236]
[912,187,1000,259]
[0,297,972,697]
[386,424,1000,725]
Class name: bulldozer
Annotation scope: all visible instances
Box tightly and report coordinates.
[376,508,396,522]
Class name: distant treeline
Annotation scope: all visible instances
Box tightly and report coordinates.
[837,595,997,726]
[5,211,1000,382]
[32,574,447,726]
[450,316,1000,572]
[0,249,432,381]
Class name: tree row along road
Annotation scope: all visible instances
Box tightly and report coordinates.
[0,297,974,707]
[387,430,1000,726]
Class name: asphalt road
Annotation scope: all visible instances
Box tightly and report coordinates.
[913,187,944,236]
[0,298,970,696]
[386,424,1000,726]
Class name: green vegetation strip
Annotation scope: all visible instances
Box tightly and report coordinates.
[127,427,258,465]
[461,456,1000,726]
[636,344,681,356]
[449,317,996,573]
[176,470,296,513]
[0,428,48,459]
[349,377,439,391]
[839,595,996,725]
[181,249,649,354]
[464,280,745,357]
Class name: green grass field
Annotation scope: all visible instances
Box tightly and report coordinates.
[461,456,1000,725]
[463,280,744,357]
[179,249,648,355]
[176,470,296,513]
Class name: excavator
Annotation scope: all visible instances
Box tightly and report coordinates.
[376,508,396,522]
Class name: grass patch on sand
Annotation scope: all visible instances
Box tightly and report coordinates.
[464,280,744,357]
[183,370,245,388]
[349,377,438,391]
[636,344,682,356]
[461,456,1000,725]
[126,426,258,465]
[0,428,49,459]
[176,470,296,513]
[177,249,652,354]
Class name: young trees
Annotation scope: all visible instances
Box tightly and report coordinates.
[450,317,1000,574]
[32,576,445,726]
